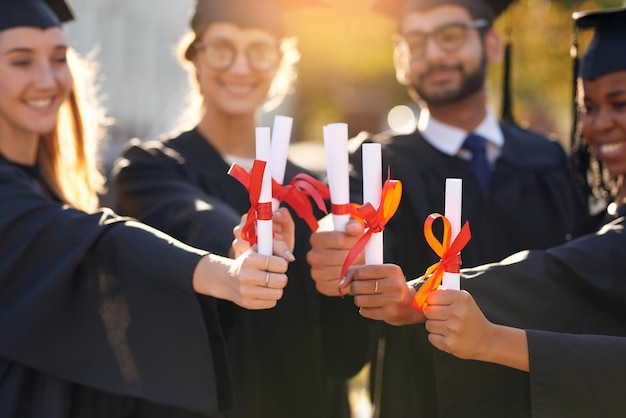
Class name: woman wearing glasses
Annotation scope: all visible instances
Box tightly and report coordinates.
[112,1,352,418]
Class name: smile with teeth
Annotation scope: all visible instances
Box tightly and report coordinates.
[27,98,54,108]
[598,141,626,156]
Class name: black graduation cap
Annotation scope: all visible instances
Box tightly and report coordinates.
[371,0,514,23]
[573,7,626,81]
[0,0,74,32]
[189,0,326,38]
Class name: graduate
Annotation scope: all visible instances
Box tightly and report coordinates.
[112,1,351,417]
[343,7,626,417]
[307,0,577,415]
[0,0,293,416]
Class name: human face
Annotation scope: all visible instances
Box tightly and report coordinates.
[0,27,70,142]
[582,71,626,177]
[194,22,280,116]
[394,5,495,106]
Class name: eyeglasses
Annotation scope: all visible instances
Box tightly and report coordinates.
[196,39,280,72]
[395,19,490,60]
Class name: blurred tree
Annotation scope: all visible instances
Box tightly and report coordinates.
[280,0,621,150]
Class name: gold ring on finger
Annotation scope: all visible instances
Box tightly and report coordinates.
[265,271,270,288]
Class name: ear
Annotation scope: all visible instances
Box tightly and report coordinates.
[484,28,503,63]
[393,48,410,86]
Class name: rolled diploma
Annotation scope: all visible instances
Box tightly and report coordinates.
[362,143,383,265]
[442,178,462,289]
[323,123,350,232]
[270,115,293,211]
[256,127,273,257]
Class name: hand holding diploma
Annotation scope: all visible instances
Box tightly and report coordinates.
[423,289,530,371]
[307,218,365,297]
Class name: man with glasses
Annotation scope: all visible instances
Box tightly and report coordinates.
[307,0,576,416]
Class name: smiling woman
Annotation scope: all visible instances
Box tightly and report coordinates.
[111,1,353,418]
[0,0,297,416]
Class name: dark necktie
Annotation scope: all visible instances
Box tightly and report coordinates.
[462,134,491,190]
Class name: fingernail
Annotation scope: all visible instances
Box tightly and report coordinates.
[284,250,295,261]
[338,275,347,286]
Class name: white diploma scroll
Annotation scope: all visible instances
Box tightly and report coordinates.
[270,115,293,211]
[323,123,350,232]
[362,143,383,265]
[256,127,273,257]
[442,178,462,290]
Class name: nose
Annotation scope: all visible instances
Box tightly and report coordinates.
[229,50,252,74]
[594,107,615,132]
[423,35,446,60]
[34,62,56,90]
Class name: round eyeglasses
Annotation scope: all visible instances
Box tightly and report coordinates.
[395,19,490,60]
[196,39,280,72]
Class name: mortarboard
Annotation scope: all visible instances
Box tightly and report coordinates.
[0,0,74,32]
[573,7,626,81]
[370,0,514,23]
[189,0,327,39]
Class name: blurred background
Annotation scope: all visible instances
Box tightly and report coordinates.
[65,0,621,179]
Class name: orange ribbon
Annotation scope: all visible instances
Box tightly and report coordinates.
[411,214,471,311]
[228,161,273,245]
[272,173,330,231]
[338,174,403,297]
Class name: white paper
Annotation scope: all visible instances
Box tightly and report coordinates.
[270,115,293,211]
[442,178,462,290]
[323,123,350,232]
[256,127,273,256]
[362,143,383,265]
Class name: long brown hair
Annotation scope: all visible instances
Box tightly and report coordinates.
[37,49,106,213]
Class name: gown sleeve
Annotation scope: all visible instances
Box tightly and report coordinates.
[449,213,626,417]
[112,139,241,256]
[0,164,228,415]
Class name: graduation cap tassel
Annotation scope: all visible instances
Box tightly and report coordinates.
[501,27,515,123]
[570,27,579,151]
[568,22,591,221]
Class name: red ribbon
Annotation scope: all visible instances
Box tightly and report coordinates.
[331,203,351,215]
[338,175,403,297]
[228,160,273,245]
[272,173,330,231]
[411,214,471,311]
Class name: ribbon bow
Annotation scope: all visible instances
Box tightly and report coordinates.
[228,161,273,245]
[272,173,330,231]
[338,175,403,297]
[411,214,471,311]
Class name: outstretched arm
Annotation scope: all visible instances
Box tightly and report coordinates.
[424,289,529,371]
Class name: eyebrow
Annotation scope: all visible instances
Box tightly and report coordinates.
[4,44,68,54]
[606,89,626,98]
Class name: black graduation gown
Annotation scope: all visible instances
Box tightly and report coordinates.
[343,122,577,418]
[419,204,626,418]
[0,157,232,417]
[113,129,352,418]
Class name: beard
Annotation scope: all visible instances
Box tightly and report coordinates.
[410,56,487,106]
